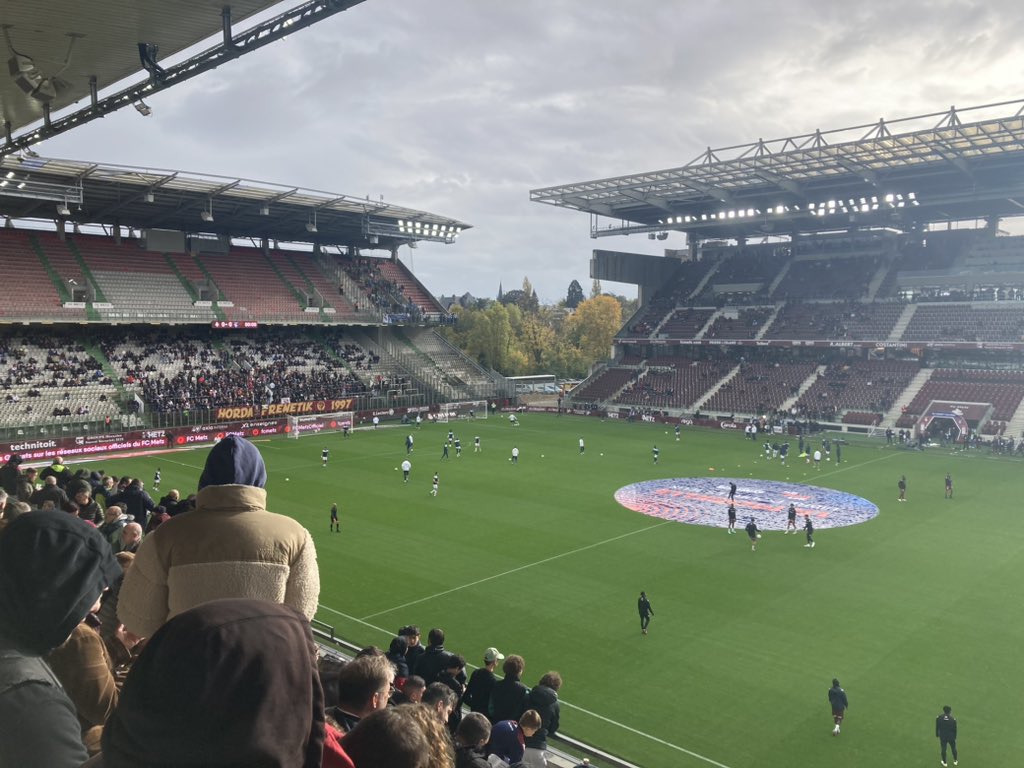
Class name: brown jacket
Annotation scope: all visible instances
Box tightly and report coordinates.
[46,622,117,755]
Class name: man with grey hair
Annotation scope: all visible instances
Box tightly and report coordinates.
[117,522,144,554]
[99,505,130,548]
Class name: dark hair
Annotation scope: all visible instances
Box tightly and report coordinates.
[317,656,346,709]
[446,654,465,671]
[502,655,525,678]
[538,671,562,691]
[337,704,430,768]
[421,681,457,709]
[398,624,420,638]
[427,627,444,646]
[943,705,952,714]
[832,678,840,687]
[388,636,409,657]
[403,675,426,692]
[456,712,491,747]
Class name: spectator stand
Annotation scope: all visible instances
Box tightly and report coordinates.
[309,617,639,768]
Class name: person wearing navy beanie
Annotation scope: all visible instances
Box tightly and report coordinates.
[117,436,319,639]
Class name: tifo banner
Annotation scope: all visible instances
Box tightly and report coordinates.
[214,398,357,421]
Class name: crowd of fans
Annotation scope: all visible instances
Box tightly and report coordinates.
[341,256,424,321]
[0,437,577,768]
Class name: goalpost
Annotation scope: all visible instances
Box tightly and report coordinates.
[435,400,488,423]
[287,411,355,438]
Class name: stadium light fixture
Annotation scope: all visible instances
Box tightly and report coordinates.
[306,209,317,233]
[133,100,152,117]
[259,204,270,216]
[200,199,214,223]
[144,191,154,203]
[55,201,70,217]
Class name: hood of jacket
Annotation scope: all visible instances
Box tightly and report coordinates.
[0,512,120,655]
[100,598,325,768]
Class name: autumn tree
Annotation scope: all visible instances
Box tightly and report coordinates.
[567,294,622,363]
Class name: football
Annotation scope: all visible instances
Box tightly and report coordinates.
[757,533,762,539]
[285,477,290,482]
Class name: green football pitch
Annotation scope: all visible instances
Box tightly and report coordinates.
[83,414,1022,767]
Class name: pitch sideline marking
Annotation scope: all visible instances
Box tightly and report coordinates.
[317,602,732,768]
[359,521,673,620]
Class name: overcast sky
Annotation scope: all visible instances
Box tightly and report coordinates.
[41,0,1024,304]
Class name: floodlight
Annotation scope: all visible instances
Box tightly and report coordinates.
[55,202,70,216]
[134,100,152,116]
[369,235,379,244]
[4,171,13,179]
[144,191,154,203]
[305,221,317,233]
[200,210,214,222]
[259,204,270,216]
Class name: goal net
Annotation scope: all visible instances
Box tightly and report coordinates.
[286,411,355,439]
[435,400,487,423]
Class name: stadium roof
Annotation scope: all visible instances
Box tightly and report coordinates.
[531,100,1024,241]
[0,155,470,248]
[1,0,366,155]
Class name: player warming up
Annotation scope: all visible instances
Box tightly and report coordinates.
[637,591,654,635]
[936,705,958,766]
[944,472,953,499]
[330,503,339,532]
[321,447,329,467]
[727,503,737,534]
[728,481,737,502]
[401,459,412,483]
[898,474,907,502]
[652,445,660,464]
[785,503,797,533]
[803,515,815,548]
[828,678,848,735]
[153,468,161,492]
[430,472,439,497]
[474,435,481,453]
[745,517,761,551]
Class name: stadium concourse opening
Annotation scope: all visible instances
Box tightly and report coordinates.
[615,477,880,530]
